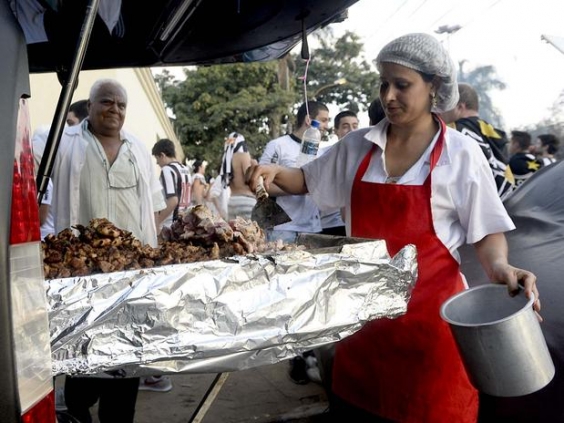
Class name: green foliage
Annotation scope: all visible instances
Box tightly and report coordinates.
[457,61,506,129]
[157,62,296,173]
[293,31,380,114]
[154,31,380,173]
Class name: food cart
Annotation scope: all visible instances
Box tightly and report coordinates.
[46,230,418,421]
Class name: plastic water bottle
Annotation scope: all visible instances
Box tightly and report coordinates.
[296,119,321,167]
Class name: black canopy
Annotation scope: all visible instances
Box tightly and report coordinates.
[16,0,358,73]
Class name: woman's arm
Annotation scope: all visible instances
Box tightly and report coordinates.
[473,232,541,314]
[246,164,308,196]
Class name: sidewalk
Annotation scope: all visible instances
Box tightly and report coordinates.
[66,361,330,423]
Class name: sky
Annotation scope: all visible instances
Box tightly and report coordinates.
[327,0,564,131]
[159,0,564,132]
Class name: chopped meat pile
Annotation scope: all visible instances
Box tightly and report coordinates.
[42,205,291,279]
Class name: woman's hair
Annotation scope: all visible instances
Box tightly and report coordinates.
[376,33,458,113]
[193,159,204,173]
[538,134,560,154]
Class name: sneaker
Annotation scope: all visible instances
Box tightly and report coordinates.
[288,356,309,385]
[305,356,322,384]
[55,386,67,411]
[139,376,173,392]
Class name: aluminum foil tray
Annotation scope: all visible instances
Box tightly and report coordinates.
[46,235,417,376]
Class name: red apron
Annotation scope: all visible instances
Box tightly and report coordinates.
[332,120,478,422]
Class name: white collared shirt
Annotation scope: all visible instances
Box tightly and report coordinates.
[80,137,143,239]
[51,121,166,247]
[302,119,515,261]
[260,134,321,233]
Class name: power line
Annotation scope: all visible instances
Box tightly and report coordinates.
[427,1,465,31]
[407,0,430,19]
[457,0,503,33]
[433,0,504,37]
[364,0,411,43]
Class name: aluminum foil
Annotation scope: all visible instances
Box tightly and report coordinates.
[46,239,417,377]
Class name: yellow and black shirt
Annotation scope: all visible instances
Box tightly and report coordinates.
[451,117,515,200]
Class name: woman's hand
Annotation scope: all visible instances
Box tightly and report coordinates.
[489,262,541,317]
[245,164,308,196]
[245,164,282,194]
[474,233,541,318]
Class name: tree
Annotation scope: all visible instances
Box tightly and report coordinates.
[154,31,380,172]
[457,61,506,128]
[156,62,296,173]
[292,31,380,114]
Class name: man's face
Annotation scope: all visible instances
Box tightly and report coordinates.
[66,111,81,126]
[88,83,127,136]
[154,153,166,168]
[312,110,331,135]
[335,116,359,140]
[533,138,544,155]
[509,138,520,155]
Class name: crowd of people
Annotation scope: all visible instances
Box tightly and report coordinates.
[34,29,559,423]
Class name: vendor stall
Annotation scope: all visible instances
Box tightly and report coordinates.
[46,233,417,377]
[43,225,417,422]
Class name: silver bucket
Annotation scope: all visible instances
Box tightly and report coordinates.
[440,284,554,397]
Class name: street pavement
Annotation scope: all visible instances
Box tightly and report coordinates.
[61,361,330,423]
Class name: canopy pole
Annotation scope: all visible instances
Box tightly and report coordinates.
[36,0,101,204]
[187,373,230,423]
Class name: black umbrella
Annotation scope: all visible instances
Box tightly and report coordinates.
[460,161,564,422]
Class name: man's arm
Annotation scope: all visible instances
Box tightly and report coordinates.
[39,204,49,225]
[155,196,179,227]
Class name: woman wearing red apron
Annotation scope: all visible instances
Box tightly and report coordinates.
[246,32,540,422]
[329,120,477,422]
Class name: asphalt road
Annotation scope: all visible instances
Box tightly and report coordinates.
[58,361,330,423]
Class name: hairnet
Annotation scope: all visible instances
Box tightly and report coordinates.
[376,33,459,113]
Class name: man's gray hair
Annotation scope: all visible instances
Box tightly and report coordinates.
[89,78,128,103]
[376,33,458,113]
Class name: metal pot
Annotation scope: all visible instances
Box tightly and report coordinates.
[440,284,554,397]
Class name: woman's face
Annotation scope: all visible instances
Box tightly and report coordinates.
[378,62,434,126]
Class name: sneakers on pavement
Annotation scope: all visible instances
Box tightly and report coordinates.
[139,376,173,392]
[55,386,67,411]
[305,355,322,384]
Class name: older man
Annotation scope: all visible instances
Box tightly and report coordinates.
[50,78,166,423]
[51,78,165,247]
